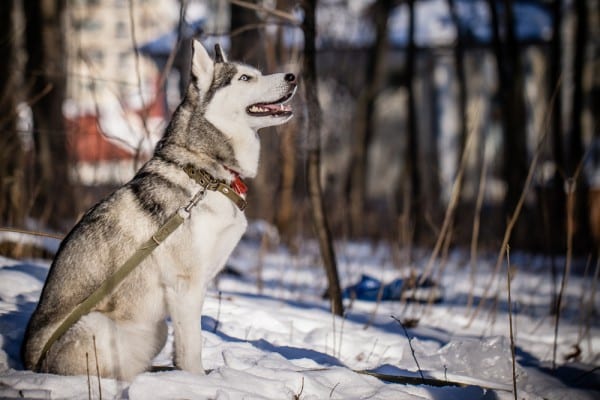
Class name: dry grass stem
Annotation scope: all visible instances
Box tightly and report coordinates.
[467,137,490,312]
[391,315,424,383]
[213,290,222,334]
[552,179,576,369]
[93,335,102,400]
[419,108,479,285]
[0,227,64,240]
[229,0,299,25]
[86,352,91,400]
[506,246,518,400]
[467,75,563,328]
[293,376,305,400]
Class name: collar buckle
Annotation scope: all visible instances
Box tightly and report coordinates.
[183,164,247,211]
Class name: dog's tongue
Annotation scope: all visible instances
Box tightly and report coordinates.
[263,103,292,112]
[273,103,291,111]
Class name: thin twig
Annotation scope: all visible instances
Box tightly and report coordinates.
[157,0,188,95]
[128,0,151,171]
[329,382,340,398]
[300,366,511,390]
[331,311,337,358]
[337,310,347,358]
[574,366,600,384]
[86,352,91,400]
[467,131,490,312]
[213,290,222,333]
[229,0,299,25]
[391,315,424,383]
[83,57,149,161]
[552,179,575,369]
[293,376,305,400]
[466,147,542,326]
[419,102,480,285]
[363,273,386,330]
[202,20,300,40]
[0,227,63,240]
[577,255,592,346]
[467,74,564,328]
[93,335,102,400]
[0,83,52,129]
[506,246,518,400]
[552,152,588,369]
[584,258,600,356]
[365,338,378,364]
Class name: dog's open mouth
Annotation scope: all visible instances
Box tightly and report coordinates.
[246,91,294,117]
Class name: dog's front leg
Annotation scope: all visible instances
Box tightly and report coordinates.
[166,281,207,375]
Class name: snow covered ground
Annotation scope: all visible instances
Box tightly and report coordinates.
[0,227,598,399]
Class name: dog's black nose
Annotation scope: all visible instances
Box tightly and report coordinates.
[284,73,296,83]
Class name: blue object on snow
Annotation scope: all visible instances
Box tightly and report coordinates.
[342,275,384,301]
[343,274,442,303]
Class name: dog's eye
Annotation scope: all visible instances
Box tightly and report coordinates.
[238,74,251,82]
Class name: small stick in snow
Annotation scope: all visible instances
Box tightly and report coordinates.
[293,376,304,400]
[553,175,577,369]
[86,352,91,400]
[506,246,518,400]
[93,335,102,400]
[391,315,424,383]
[329,382,340,398]
[365,338,378,364]
[213,291,222,333]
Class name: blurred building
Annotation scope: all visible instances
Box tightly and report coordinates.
[63,0,180,184]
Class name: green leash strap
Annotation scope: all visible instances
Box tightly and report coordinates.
[35,207,190,372]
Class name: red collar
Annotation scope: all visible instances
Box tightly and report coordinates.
[225,167,248,197]
[231,175,248,197]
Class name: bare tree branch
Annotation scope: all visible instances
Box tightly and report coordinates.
[229,0,299,25]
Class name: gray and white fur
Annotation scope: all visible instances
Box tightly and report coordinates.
[21,40,297,380]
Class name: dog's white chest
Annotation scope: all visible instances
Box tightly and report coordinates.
[160,190,247,288]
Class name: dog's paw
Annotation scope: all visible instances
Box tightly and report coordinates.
[175,360,205,375]
[187,365,206,376]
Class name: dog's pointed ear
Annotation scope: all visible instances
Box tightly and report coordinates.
[214,44,228,63]
[191,40,214,92]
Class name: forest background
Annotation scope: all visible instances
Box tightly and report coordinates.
[0,0,598,264]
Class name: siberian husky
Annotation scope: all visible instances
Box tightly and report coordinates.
[21,40,297,380]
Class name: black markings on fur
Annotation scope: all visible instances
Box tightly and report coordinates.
[203,63,237,106]
[154,153,182,169]
[127,171,187,222]
[214,44,226,63]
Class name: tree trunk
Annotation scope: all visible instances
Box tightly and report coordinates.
[545,0,566,252]
[397,0,421,245]
[230,0,282,227]
[568,0,591,252]
[0,0,27,227]
[24,0,72,230]
[230,0,263,64]
[444,0,468,246]
[301,0,343,316]
[568,0,587,173]
[348,0,393,237]
[274,0,299,245]
[447,0,467,159]
[487,0,529,246]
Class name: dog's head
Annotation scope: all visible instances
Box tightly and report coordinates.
[190,40,297,131]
